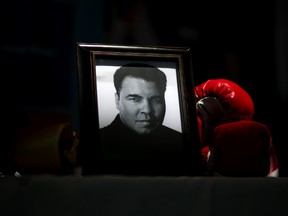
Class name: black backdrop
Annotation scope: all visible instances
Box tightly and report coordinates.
[1,0,287,176]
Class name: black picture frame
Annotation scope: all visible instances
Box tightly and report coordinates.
[76,43,204,176]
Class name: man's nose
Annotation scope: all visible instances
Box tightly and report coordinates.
[141,100,153,113]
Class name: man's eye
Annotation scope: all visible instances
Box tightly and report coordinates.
[129,97,141,102]
[151,97,163,103]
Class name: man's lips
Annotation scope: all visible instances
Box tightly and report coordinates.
[138,119,151,122]
[137,119,153,126]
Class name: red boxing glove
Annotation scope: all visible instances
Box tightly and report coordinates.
[195,79,255,121]
[195,79,255,145]
[207,120,279,177]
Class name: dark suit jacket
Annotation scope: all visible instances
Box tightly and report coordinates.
[98,114,192,175]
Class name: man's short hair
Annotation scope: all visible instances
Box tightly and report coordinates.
[113,63,167,94]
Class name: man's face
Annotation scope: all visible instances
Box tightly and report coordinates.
[115,76,166,134]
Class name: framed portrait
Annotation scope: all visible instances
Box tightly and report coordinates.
[76,43,204,176]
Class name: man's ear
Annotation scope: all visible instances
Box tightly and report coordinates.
[115,93,120,110]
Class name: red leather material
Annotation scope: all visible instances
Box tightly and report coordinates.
[195,79,255,121]
[197,116,203,144]
[208,120,277,177]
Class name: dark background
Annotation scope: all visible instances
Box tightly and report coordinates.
[1,0,288,176]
